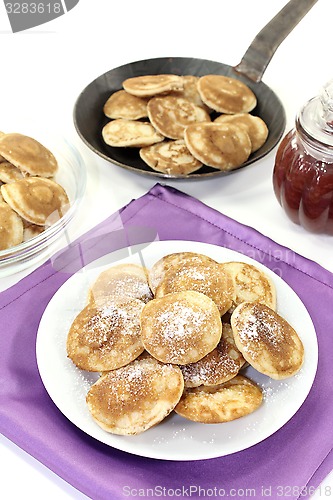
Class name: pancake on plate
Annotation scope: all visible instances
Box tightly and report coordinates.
[221,261,277,312]
[86,355,184,435]
[88,263,153,306]
[66,299,145,372]
[231,302,304,379]
[140,290,222,365]
[180,323,245,387]
[154,254,235,316]
[148,251,219,295]
[174,375,263,423]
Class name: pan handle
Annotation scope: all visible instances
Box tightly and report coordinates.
[234,0,318,83]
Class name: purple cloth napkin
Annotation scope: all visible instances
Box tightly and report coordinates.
[1,183,332,500]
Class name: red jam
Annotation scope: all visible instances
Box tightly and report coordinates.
[273,129,333,234]
[273,81,333,235]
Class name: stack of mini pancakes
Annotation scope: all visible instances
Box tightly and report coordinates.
[0,132,69,251]
[101,74,269,175]
[66,252,304,436]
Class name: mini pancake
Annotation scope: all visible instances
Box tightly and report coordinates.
[0,201,24,250]
[66,299,145,372]
[102,119,164,147]
[140,290,222,365]
[174,375,263,423]
[103,90,149,120]
[180,323,245,387]
[0,133,58,177]
[231,302,304,379]
[0,161,24,183]
[139,139,202,176]
[148,251,219,294]
[221,261,277,312]
[147,95,210,140]
[86,355,184,435]
[22,222,45,242]
[197,75,257,114]
[122,74,184,97]
[170,75,211,111]
[155,256,235,316]
[1,177,69,226]
[88,263,153,306]
[184,122,252,171]
[214,113,269,152]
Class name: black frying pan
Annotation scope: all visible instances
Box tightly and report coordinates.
[73,0,318,179]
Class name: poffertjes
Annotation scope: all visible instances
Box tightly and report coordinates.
[1,177,69,226]
[123,74,184,97]
[86,355,184,435]
[231,302,304,379]
[0,133,58,177]
[66,299,145,372]
[174,375,263,423]
[184,122,251,171]
[221,261,277,313]
[140,290,222,365]
[140,140,202,176]
[197,75,257,114]
[180,323,245,387]
[154,254,235,316]
[102,119,164,147]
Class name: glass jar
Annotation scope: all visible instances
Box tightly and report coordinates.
[273,80,333,234]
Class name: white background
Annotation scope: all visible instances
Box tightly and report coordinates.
[0,0,332,498]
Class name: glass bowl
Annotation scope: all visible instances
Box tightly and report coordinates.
[0,131,87,277]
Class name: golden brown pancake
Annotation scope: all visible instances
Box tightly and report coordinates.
[148,251,218,294]
[221,261,277,312]
[214,113,269,152]
[170,75,211,111]
[1,177,69,226]
[22,221,45,241]
[197,75,257,114]
[231,302,304,379]
[140,290,222,365]
[66,299,145,372]
[155,255,235,316]
[102,119,164,147]
[0,162,24,183]
[88,263,153,306]
[174,375,263,423]
[103,90,149,120]
[139,139,202,176]
[0,201,24,250]
[86,355,184,435]
[147,95,210,140]
[180,323,245,387]
[184,122,251,171]
[123,74,184,97]
[0,133,58,177]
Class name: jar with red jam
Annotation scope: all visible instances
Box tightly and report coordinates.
[273,80,333,234]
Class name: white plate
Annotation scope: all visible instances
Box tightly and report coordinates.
[36,240,318,461]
